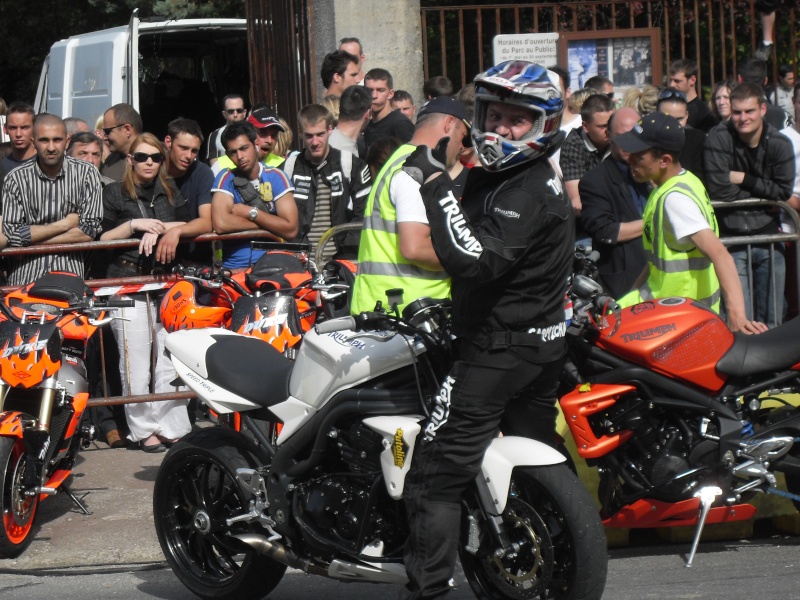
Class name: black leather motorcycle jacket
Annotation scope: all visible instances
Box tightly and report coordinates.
[420,159,575,362]
[282,147,371,259]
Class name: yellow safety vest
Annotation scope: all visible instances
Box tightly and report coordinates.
[619,170,721,312]
[350,144,451,314]
[216,153,284,171]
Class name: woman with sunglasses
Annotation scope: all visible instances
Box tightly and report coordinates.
[100,133,191,452]
[710,80,735,123]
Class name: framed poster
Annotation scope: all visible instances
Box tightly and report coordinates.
[559,29,662,98]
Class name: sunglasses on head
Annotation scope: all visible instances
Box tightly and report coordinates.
[225,108,246,115]
[658,89,687,101]
[131,152,164,163]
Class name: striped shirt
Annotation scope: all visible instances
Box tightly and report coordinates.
[2,155,103,286]
[308,174,334,262]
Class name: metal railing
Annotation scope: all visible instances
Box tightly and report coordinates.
[713,198,800,327]
[0,230,287,408]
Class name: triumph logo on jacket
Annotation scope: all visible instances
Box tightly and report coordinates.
[423,375,454,442]
[493,207,520,219]
[438,194,483,257]
[621,323,677,343]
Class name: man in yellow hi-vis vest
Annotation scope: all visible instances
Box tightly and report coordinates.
[615,112,767,334]
[350,97,470,314]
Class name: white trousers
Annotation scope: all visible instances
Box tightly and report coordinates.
[109,297,191,442]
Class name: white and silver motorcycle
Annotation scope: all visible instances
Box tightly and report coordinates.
[153,299,608,600]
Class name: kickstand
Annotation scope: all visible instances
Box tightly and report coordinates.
[61,484,92,515]
[685,486,721,567]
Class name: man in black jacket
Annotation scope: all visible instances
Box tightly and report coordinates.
[704,82,795,327]
[580,107,649,298]
[282,103,371,260]
[398,61,587,599]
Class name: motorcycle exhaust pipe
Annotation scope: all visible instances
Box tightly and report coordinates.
[233,533,327,576]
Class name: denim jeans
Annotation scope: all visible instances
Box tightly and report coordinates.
[729,244,785,329]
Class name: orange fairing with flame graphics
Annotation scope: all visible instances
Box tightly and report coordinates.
[0,323,62,388]
[230,295,303,352]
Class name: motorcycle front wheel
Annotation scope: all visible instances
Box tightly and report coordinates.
[460,464,607,600]
[153,428,286,600]
[0,437,39,558]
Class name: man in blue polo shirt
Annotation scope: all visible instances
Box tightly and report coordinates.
[210,121,298,270]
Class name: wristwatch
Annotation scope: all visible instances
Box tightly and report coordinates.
[248,207,259,221]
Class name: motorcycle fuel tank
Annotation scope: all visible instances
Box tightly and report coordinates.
[290,328,422,408]
[597,297,734,392]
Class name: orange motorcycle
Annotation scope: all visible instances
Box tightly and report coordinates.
[562,248,800,566]
[160,243,354,356]
[0,272,132,557]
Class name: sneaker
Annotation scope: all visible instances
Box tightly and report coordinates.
[755,42,773,61]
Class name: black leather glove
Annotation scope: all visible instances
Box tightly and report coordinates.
[402,137,449,185]
[233,176,262,206]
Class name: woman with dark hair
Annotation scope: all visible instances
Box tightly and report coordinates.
[710,79,735,122]
[100,132,191,452]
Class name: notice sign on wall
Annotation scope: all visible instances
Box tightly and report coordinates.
[492,33,560,67]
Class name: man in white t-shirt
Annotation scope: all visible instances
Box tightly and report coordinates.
[615,112,765,334]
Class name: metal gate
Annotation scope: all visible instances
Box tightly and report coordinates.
[245,0,315,140]
[421,1,797,94]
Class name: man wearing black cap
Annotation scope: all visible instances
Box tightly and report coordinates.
[350,96,469,314]
[616,112,765,334]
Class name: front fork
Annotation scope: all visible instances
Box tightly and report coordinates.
[0,377,60,490]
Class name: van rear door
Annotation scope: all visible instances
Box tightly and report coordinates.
[126,9,140,109]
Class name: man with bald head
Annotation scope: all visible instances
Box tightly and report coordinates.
[579,106,650,297]
[2,113,102,285]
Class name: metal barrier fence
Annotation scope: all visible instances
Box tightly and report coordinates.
[4,203,796,410]
[0,230,287,408]
[713,199,800,326]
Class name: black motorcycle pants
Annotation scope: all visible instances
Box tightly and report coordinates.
[402,338,565,600]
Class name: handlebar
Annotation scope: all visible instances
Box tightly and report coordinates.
[314,316,357,334]
[102,299,135,309]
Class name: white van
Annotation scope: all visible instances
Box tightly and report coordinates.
[34,11,248,138]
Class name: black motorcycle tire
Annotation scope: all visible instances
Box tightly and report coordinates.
[0,437,39,558]
[460,464,607,600]
[153,428,286,600]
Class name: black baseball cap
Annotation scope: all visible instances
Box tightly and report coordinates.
[247,108,286,131]
[416,96,471,129]
[614,112,685,153]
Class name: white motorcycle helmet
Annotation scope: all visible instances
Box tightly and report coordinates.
[472,60,565,171]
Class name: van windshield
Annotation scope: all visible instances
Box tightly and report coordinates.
[138,26,249,139]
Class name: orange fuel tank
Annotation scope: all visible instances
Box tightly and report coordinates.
[596,297,734,392]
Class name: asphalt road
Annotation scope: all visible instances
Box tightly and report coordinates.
[2,436,800,599]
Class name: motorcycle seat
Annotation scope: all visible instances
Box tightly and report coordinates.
[205,334,293,406]
[28,272,92,304]
[716,316,800,376]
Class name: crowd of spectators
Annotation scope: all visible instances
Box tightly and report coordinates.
[1,30,800,446]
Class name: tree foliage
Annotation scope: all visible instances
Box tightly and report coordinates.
[0,0,243,107]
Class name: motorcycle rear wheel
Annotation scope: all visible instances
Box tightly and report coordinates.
[0,437,38,558]
[153,428,286,600]
[460,464,607,600]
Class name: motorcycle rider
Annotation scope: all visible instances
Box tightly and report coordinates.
[399,61,579,599]
[614,112,767,334]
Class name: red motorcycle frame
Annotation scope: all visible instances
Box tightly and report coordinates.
[560,251,800,565]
